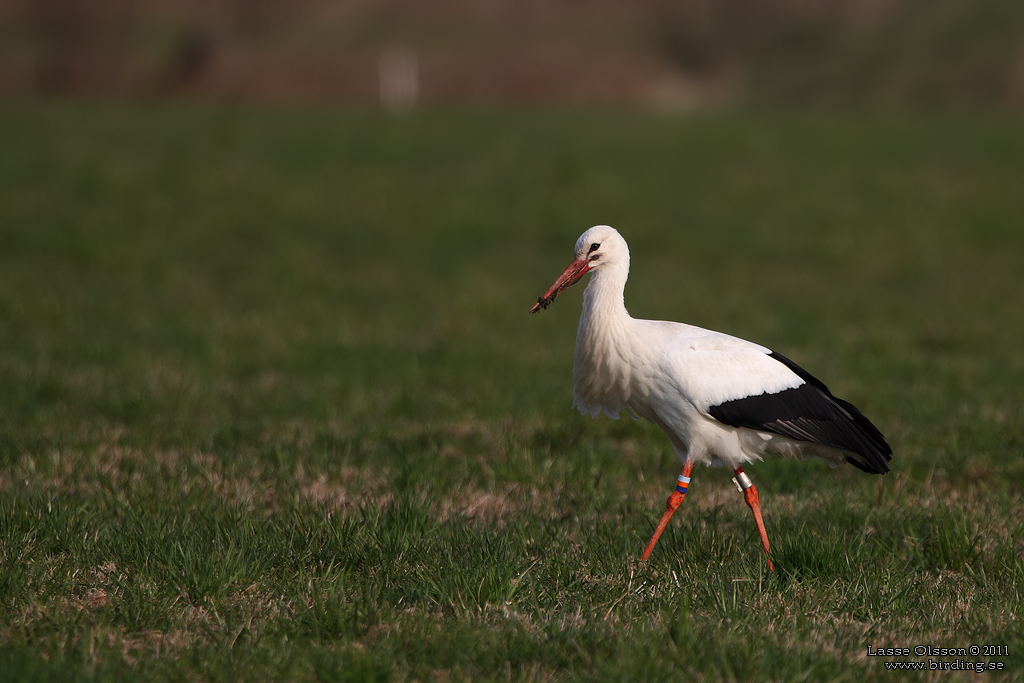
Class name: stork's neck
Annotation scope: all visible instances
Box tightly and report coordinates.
[580,260,631,327]
[577,259,634,362]
[572,258,637,417]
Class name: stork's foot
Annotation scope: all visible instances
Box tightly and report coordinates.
[640,462,693,561]
[733,467,774,571]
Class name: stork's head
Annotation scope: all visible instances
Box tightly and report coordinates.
[531,225,629,313]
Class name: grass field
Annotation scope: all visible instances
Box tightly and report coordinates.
[1,104,1023,681]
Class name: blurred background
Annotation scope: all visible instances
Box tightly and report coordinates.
[3,0,1024,109]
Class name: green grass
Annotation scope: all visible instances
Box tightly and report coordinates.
[1,103,1023,681]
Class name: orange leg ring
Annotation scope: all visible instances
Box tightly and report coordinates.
[640,461,694,561]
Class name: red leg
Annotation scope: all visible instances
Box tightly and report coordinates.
[640,461,694,561]
[733,467,774,571]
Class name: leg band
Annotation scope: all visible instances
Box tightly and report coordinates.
[732,468,752,492]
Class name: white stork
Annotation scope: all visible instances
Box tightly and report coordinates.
[531,226,891,568]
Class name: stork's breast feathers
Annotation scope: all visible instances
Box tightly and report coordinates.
[572,321,636,419]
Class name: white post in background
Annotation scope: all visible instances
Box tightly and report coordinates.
[379,46,418,113]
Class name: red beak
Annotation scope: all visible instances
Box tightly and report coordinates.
[530,257,591,313]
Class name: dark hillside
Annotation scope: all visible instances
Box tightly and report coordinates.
[2,0,1023,107]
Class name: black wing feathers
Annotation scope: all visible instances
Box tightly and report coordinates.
[707,352,892,474]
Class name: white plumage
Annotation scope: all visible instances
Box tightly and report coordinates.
[531,225,891,565]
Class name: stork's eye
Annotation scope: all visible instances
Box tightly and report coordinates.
[588,243,600,253]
